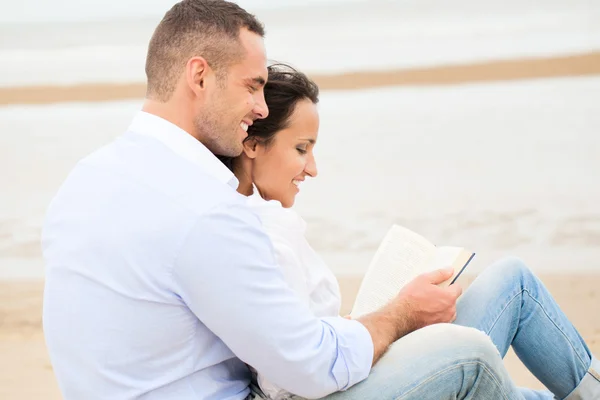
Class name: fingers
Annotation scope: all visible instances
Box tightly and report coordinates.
[448,283,463,299]
[424,267,454,284]
[450,311,457,323]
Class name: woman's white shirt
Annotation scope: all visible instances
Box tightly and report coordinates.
[246,189,342,399]
[247,189,341,318]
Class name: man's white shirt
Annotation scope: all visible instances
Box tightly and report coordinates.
[42,111,373,399]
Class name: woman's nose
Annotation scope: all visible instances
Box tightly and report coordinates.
[305,155,318,177]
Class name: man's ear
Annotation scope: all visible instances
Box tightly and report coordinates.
[186,56,212,95]
[242,137,260,159]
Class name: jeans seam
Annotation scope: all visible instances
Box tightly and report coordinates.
[525,289,589,368]
[487,288,589,372]
[486,288,522,341]
[395,361,511,400]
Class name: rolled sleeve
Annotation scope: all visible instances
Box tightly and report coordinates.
[320,317,374,391]
[171,203,373,398]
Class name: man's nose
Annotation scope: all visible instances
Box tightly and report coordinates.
[253,92,269,120]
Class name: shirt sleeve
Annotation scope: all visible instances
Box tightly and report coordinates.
[171,203,373,399]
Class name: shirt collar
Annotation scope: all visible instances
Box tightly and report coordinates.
[128,111,239,189]
[247,184,306,231]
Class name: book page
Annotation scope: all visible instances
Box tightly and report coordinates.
[429,247,463,271]
[350,225,436,318]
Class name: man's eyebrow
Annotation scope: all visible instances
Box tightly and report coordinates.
[248,76,266,87]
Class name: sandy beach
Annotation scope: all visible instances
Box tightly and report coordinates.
[1,274,599,399]
[1,51,599,105]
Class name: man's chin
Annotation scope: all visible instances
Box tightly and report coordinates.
[220,149,243,158]
[209,142,243,159]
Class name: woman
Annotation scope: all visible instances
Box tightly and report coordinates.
[221,63,340,320]
[221,64,599,400]
[221,64,341,399]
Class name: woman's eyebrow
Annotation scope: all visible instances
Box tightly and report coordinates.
[298,138,316,144]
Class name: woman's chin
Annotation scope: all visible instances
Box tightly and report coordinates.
[263,193,294,208]
[280,196,295,208]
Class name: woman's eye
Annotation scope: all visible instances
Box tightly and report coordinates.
[296,147,307,154]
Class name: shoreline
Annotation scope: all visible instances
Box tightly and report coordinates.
[1,51,599,106]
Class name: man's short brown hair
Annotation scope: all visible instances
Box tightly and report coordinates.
[145,0,265,102]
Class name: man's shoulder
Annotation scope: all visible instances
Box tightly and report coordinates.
[75,132,246,217]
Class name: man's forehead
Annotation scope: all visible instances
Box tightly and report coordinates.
[236,29,268,82]
[238,29,267,59]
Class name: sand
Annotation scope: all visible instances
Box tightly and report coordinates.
[1,52,599,106]
[1,274,599,399]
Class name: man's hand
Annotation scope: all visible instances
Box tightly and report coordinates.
[393,267,463,331]
[357,267,462,365]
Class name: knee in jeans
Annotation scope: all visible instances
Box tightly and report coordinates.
[420,324,497,350]
[489,256,533,281]
[442,324,501,362]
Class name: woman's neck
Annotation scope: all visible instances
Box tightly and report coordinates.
[232,158,254,196]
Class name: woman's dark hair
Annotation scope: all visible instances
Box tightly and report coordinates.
[219,63,319,171]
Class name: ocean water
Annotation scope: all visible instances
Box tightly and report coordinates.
[1,77,599,278]
[1,1,599,278]
[1,0,599,86]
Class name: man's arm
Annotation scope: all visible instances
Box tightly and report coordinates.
[359,268,463,364]
[171,203,373,399]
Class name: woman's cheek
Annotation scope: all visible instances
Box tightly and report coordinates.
[296,155,307,174]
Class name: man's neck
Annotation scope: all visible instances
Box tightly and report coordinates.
[142,99,198,141]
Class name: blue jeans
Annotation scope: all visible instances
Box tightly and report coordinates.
[315,257,600,399]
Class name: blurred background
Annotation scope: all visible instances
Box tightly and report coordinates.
[1,0,599,398]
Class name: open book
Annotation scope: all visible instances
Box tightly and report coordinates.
[350,224,475,319]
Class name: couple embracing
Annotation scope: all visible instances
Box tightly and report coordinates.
[42,1,599,399]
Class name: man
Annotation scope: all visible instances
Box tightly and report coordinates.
[43,1,599,399]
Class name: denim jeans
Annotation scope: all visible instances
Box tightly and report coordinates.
[273,257,600,400]
[453,257,600,399]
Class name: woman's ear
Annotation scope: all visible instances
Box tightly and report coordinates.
[242,137,260,159]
